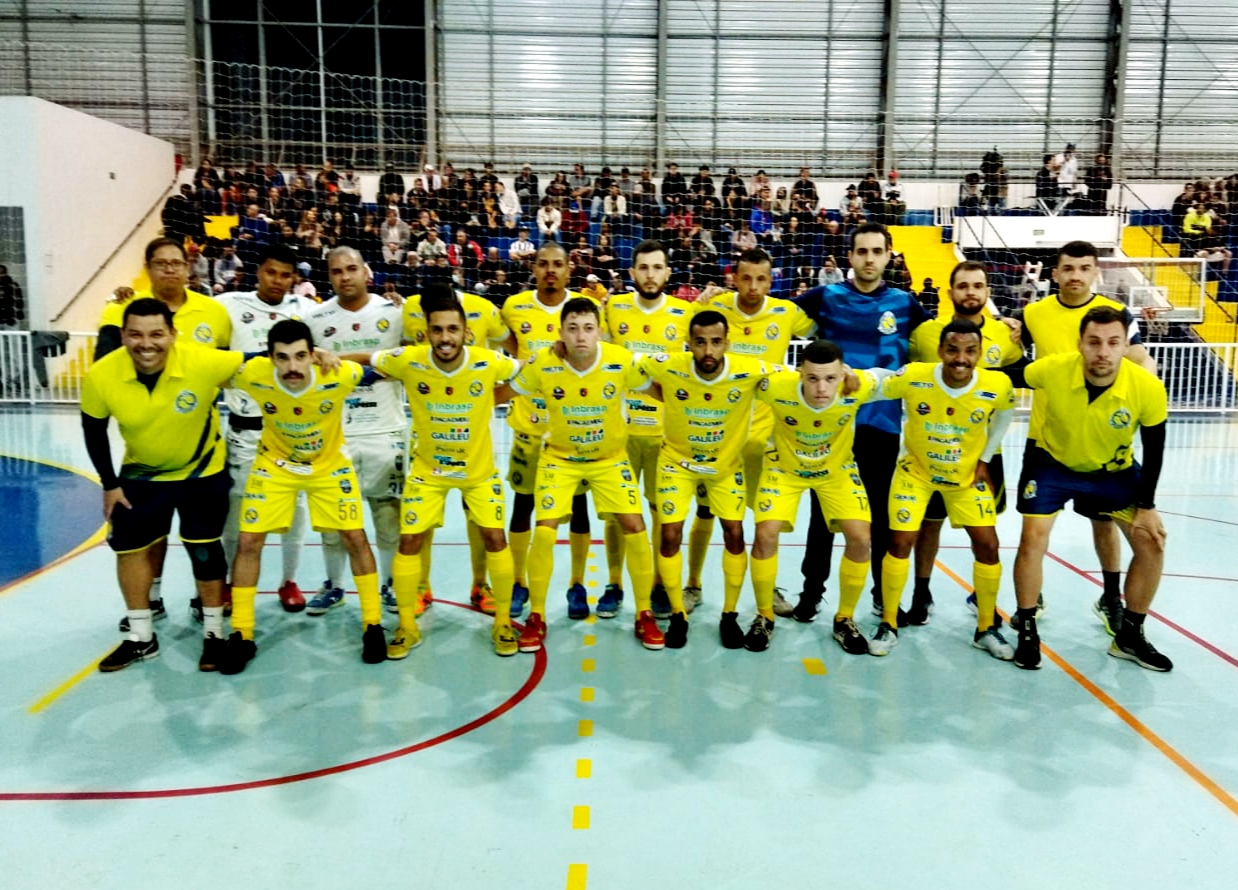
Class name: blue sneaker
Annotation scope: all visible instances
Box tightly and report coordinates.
[381,583,398,615]
[307,582,345,616]
[650,583,672,619]
[510,582,529,618]
[567,583,590,620]
[596,584,623,618]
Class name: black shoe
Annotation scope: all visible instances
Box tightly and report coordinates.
[665,613,689,649]
[743,615,775,652]
[869,596,909,627]
[1093,597,1124,637]
[198,634,226,672]
[905,594,934,626]
[1013,617,1041,670]
[1110,628,1173,672]
[362,623,387,664]
[189,597,204,623]
[832,617,869,655]
[719,611,744,649]
[792,594,822,624]
[650,584,672,619]
[117,599,166,633]
[219,631,257,675]
[99,635,160,672]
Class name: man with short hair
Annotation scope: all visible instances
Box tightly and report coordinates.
[381,208,411,250]
[661,162,687,208]
[690,165,716,207]
[1008,306,1171,671]
[509,227,537,270]
[514,165,540,218]
[81,299,241,672]
[417,227,447,263]
[791,167,818,209]
[225,319,384,673]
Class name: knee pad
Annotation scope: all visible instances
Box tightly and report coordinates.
[187,539,228,581]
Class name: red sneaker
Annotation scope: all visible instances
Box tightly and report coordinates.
[634,610,665,650]
[414,588,433,618]
[277,581,306,613]
[518,612,547,653]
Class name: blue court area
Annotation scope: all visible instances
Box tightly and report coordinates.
[1,407,1237,890]
[0,453,103,585]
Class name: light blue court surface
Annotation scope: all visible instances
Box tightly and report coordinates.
[1,407,1237,890]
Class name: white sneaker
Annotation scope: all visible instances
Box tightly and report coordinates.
[682,586,703,614]
[868,622,899,656]
[772,588,795,618]
[972,627,1015,661]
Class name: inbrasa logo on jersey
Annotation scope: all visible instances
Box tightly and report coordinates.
[878,311,897,335]
[174,391,198,413]
[1109,408,1132,430]
[470,380,484,396]
[916,402,931,416]
[241,312,254,324]
[263,402,277,414]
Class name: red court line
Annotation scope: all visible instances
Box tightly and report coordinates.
[0,600,546,802]
[1045,551,1238,671]
[934,561,1238,819]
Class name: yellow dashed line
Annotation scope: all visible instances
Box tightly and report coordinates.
[572,805,590,829]
[578,719,593,736]
[802,657,828,676]
[582,658,596,672]
[576,758,592,778]
[566,863,588,889]
[587,580,598,588]
[585,615,597,625]
[580,687,594,702]
[588,565,597,572]
[583,634,597,646]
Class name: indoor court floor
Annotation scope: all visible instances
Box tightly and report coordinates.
[1,407,1236,890]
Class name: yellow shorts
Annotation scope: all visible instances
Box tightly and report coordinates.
[626,434,661,505]
[536,455,639,522]
[240,452,364,534]
[753,461,871,533]
[888,458,996,532]
[657,457,747,524]
[400,470,506,534]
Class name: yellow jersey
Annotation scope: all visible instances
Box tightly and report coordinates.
[500,290,598,436]
[909,313,1024,368]
[372,344,517,485]
[696,291,816,362]
[402,291,509,349]
[881,362,1015,487]
[1024,351,1167,472]
[80,343,242,481]
[99,288,232,348]
[510,342,648,463]
[230,358,364,470]
[640,351,774,474]
[603,293,693,437]
[757,369,879,479]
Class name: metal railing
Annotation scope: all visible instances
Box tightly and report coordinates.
[0,331,97,406]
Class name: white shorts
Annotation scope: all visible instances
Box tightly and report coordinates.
[343,430,407,501]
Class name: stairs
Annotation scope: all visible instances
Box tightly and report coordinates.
[888,226,961,309]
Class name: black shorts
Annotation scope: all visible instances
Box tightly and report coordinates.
[1015,444,1138,520]
[924,452,1006,522]
[107,471,232,553]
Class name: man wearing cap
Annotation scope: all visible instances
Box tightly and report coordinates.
[582,273,608,302]
[419,164,442,196]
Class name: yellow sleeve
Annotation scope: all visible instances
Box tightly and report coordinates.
[880,366,911,399]
[210,301,233,348]
[339,361,364,396]
[99,301,125,330]
[495,353,518,382]
[792,306,816,338]
[485,303,509,343]
[229,356,265,391]
[1140,376,1169,427]
[511,353,541,396]
[909,325,933,363]
[626,355,651,392]
[371,348,399,378]
[80,367,109,418]
[205,347,246,385]
[401,297,422,344]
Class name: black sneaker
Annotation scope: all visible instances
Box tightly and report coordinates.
[189,597,204,623]
[905,594,934,626]
[665,613,689,649]
[1093,597,1124,637]
[743,616,775,652]
[362,623,387,664]
[1013,617,1041,670]
[1110,628,1173,672]
[219,631,257,675]
[198,634,226,672]
[792,594,822,624]
[99,635,160,672]
[869,594,909,627]
[117,599,166,633]
[832,617,869,655]
[719,611,744,649]
[650,583,672,619]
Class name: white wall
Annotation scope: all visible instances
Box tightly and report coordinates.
[0,97,176,329]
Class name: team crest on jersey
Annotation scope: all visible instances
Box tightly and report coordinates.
[946,407,955,416]
[970,408,985,423]
[352,323,361,332]
[878,311,897,336]
[985,344,1001,364]
[642,324,651,334]
[263,402,277,414]
[1109,408,1132,430]
[552,386,565,400]
[241,312,254,324]
[445,387,454,395]
[194,323,212,343]
[243,508,258,524]
[916,402,931,416]
[850,472,862,486]
[579,388,588,397]
[726,388,741,403]
[511,471,523,486]
[661,500,675,515]
[324,327,337,337]
[520,322,532,334]
[340,479,352,493]
[665,325,678,340]
[1023,480,1037,499]
[621,468,633,482]
[404,510,417,525]
[703,393,713,402]
[896,508,912,524]
[417,382,431,395]
[173,390,198,413]
[813,420,822,428]
[470,380,484,396]
[293,406,303,415]
[675,388,689,401]
[603,383,616,399]
[838,412,851,426]
[319,400,334,414]
[541,495,555,511]
[765,324,779,341]
[758,499,772,513]
[377,319,390,332]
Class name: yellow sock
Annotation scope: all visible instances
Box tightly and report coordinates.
[231,585,257,640]
[569,531,590,586]
[604,519,625,585]
[834,556,871,620]
[656,550,684,615]
[624,531,655,613]
[881,554,910,627]
[751,552,778,620]
[392,550,422,631]
[528,525,557,615]
[509,529,531,585]
[355,572,381,627]
[721,548,748,613]
[687,514,713,587]
[973,560,1002,632]
[419,529,434,591]
[467,520,487,586]
[487,547,515,625]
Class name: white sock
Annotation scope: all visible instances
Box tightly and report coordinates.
[202,606,225,639]
[321,533,347,589]
[282,497,308,583]
[149,578,163,604]
[127,609,154,642]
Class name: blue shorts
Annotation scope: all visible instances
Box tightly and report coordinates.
[1015,445,1139,520]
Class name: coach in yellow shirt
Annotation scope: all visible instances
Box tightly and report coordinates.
[81,298,241,673]
[1009,305,1171,672]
